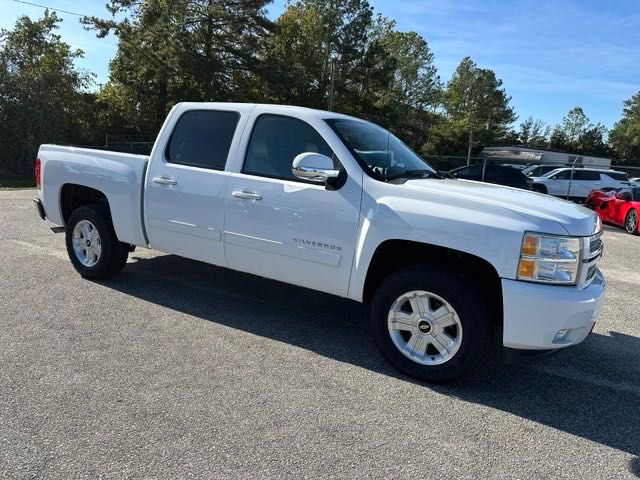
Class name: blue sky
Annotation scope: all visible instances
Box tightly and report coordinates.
[2,0,639,129]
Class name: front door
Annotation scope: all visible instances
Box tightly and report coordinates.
[223,113,362,297]
[548,170,571,197]
[144,108,241,265]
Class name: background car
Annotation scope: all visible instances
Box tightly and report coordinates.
[588,187,640,235]
[522,164,568,178]
[449,164,533,190]
[585,187,618,210]
[532,168,630,201]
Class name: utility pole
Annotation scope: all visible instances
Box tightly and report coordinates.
[466,127,473,166]
[328,53,337,112]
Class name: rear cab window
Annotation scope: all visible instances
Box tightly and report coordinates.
[166,110,240,170]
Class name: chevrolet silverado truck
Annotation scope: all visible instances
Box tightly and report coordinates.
[34,103,606,382]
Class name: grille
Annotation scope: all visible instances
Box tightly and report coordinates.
[589,232,603,258]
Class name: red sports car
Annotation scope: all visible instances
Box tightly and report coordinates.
[585,187,640,235]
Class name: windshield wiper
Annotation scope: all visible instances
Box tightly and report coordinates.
[385,169,440,181]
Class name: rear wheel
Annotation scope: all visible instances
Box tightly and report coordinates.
[625,209,638,235]
[533,184,547,194]
[65,204,129,279]
[370,265,492,383]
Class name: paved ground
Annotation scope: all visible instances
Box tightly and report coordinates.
[1,188,639,479]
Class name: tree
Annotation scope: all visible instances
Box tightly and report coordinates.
[518,117,548,148]
[260,0,381,111]
[83,0,274,133]
[560,107,588,150]
[0,11,94,175]
[609,91,640,163]
[259,0,443,153]
[443,57,516,162]
[370,17,441,150]
[548,107,610,157]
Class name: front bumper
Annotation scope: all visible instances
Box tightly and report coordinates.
[502,269,605,350]
[33,198,46,220]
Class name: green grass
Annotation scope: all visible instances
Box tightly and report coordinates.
[0,176,36,188]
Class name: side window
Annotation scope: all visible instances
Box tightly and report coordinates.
[607,172,630,182]
[455,165,481,178]
[552,170,570,180]
[243,115,336,181]
[573,170,599,181]
[166,110,239,170]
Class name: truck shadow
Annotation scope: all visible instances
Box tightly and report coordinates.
[103,252,640,467]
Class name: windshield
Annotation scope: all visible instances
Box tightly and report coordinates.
[326,118,435,181]
[540,168,564,179]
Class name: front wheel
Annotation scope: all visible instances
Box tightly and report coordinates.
[65,204,129,279]
[625,209,638,235]
[370,265,492,383]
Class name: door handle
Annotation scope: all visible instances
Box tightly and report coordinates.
[152,176,177,186]
[232,190,262,201]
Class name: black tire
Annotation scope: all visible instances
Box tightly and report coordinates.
[65,204,129,279]
[533,184,547,194]
[625,209,638,235]
[370,265,492,383]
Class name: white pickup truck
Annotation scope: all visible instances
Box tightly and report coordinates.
[34,103,606,382]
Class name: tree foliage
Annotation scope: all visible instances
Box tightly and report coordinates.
[548,107,610,157]
[2,1,635,178]
[609,91,640,163]
[518,117,549,148]
[82,0,274,132]
[0,11,95,175]
[434,57,516,158]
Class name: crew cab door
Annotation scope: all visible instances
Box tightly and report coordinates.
[144,107,245,265]
[547,170,571,196]
[223,112,362,297]
[570,170,601,198]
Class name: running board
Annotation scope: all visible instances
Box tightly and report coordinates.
[50,226,65,233]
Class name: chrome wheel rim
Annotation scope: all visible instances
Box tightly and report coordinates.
[72,220,102,267]
[627,210,637,233]
[387,290,463,366]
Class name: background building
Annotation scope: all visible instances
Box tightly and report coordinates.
[481,146,612,168]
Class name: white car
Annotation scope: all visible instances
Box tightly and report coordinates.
[522,164,564,178]
[532,167,630,201]
[33,103,605,383]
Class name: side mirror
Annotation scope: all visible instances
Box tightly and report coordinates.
[292,152,340,183]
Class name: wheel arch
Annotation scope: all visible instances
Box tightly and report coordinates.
[60,184,111,225]
[362,239,503,328]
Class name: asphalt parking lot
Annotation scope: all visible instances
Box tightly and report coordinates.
[1,188,639,479]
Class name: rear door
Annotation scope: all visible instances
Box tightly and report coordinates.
[569,170,601,198]
[144,106,247,265]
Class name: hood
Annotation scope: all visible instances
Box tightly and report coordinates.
[403,178,598,236]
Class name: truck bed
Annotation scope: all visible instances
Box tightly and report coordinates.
[37,145,149,247]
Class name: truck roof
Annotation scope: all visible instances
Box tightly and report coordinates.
[175,102,360,122]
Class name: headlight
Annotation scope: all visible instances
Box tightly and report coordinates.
[517,232,581,285]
